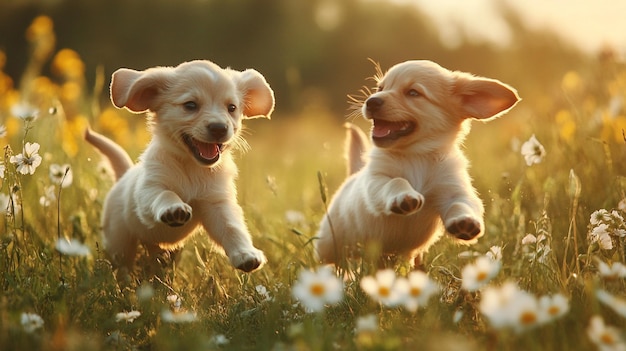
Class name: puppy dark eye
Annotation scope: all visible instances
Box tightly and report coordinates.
[227,104,237,113]
[407,89,421,97]
[183,101,198,111]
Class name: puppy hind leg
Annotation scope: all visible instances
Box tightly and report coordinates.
[102,229,139,269]
[140,243,182,279]
[412,252,426,271]
[314,218,338,264]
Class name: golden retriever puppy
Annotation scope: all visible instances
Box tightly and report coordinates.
[85,60,274,272]
[316,60,519,267]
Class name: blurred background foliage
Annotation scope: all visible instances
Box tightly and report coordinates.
[0,0,591,116]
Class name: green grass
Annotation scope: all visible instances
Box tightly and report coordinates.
[2,21,626,351]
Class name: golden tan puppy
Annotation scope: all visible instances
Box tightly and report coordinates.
[316,60,519,267]
[85,60,274,272]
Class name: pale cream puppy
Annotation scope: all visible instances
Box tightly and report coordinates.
[316,60,520,267]
[85,60,274,272]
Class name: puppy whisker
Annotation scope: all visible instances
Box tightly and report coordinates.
[346,86,372,121]
[367,58,385,84]
[231,133,251,154]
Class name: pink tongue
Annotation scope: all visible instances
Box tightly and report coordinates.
[195,141,219,160]
[373,120,397,138]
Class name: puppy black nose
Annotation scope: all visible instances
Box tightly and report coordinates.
[208,123,228,140]
[365,97,384,112]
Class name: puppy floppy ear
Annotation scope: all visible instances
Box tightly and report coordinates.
[236,69,275,119]
[454,74,520,120]
[110,67,170,113]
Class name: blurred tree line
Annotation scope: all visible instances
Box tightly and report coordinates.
[0,0,589,117]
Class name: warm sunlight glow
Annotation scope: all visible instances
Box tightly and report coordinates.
[386,0,626,54]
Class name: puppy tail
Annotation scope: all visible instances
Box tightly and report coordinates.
[344,123,369,175]
[84,127,134,181]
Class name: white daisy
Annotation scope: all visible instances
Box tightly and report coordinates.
[461,256,501,292]
[161,309,197,323]
[55,238,91,256]
[255,284,273,302]
[10,142,42,175]
[590,224,614,250]
[116,311,141,323]
[596,290,626,318]
[209,334,230,346]
[394,271,439,312]
[520,134,546,166]
[49,163,73,188]
[508,291,543,333]
[597,260,626,280]
[591,209,612,226]
[39,185,56,207]
[292,266,344,312]
[611,210,625,223]
[479,281,524,329]
[587,315,626,351]
[21,312,44,333]
[360,269,403,307]
[486,246,503,261]
[11,102,39,121]
[539,293,570,322]
[479,282,548,333]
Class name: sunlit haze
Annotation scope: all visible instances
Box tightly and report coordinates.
[401,0,626,54]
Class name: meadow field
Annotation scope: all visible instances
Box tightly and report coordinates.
[2,15,626,351]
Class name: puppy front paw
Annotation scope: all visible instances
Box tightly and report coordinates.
[158,203,192,227]
[446,216,482,241]
[230,248,266,273]
[387,191,424,215]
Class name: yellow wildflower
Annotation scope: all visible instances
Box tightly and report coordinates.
[52,49,85,80]
[555,109,576,143]
[561,71,583,95]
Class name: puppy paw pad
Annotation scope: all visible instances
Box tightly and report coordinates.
[160,205,192,227]
[237,259,263,272]
[232,250,266,273]
[389,193,423,215]
[446,217,481,241]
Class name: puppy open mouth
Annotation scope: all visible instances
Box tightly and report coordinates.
[371,119,416,141]
[182,134,224,165]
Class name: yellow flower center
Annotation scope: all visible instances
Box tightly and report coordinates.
[310,283,326,297]
[378,286,391,297]
[520,311,537,325]
[476,271,488,282]
[548,306,560,316]
[410,287,422,297]
[601,332,616,345]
